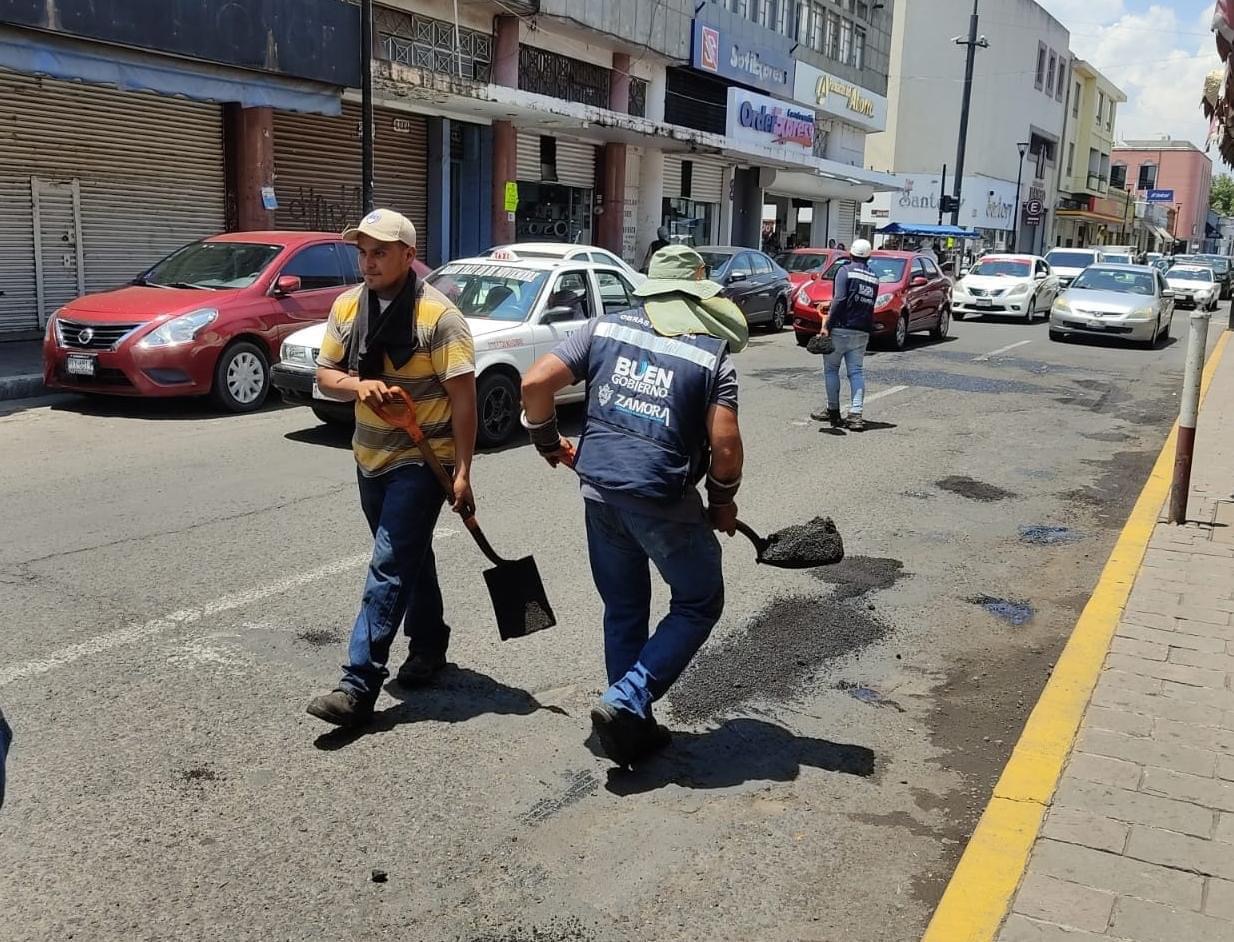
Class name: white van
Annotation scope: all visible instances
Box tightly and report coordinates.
[1045,248,1104,288]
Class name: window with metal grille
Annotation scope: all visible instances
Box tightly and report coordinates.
[374,6,492,82]
[853,26,865,68]
[519,45,611,109]
[629,78,647,118]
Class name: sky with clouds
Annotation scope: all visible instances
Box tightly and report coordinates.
[1036,1,1221,152]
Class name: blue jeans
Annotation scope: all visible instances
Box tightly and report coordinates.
[824,327,870,414]
[584,499,725,719]
[340,463,449,702]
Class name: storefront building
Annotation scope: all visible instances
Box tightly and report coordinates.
[862,170,1022,253]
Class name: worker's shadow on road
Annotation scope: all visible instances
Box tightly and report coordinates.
[313,665,566,751]
[600,717,875,795]
[819,420,898,436]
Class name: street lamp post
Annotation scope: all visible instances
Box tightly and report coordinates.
[1011,141,1029,252]
[950,0,989,227]
[360,0,375,214]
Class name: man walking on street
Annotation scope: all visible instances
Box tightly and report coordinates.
[811,238,877,432]
[307,209,477,727]
[642,226,671,272]
[521,245,748,767]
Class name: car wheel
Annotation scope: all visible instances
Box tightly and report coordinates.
[795,331,810,348]
[930,304,950,341]
[311,404,353,428]
[212,341,270,413]
[768,298,787,332]
[892,312,909,351]
[476,370,520,448]
[1049,328,1065,342]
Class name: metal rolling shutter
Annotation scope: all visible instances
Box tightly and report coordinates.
[836,199,858,246]
[516,132,540,181]
[554,139,596,189]
[0,70,224,335]
[663,156,682,199]
[273,104,428,254]
[690,159,724,203]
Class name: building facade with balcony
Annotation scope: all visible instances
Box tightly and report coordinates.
[1052,59,1127,248]
[862,0,1069,255]
[1112,139,1213,253]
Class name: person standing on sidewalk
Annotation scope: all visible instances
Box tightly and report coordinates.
[642,226,671,272]
[306,209,477,727]
[812,238,878,432]
[520,245,748,767]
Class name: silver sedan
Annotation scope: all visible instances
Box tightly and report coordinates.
[1049,264,1175,348]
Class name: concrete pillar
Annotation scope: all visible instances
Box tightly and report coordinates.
[646,66,667,123]
[230,106,274,231]
[636,148,664,267]
[427,117,450,267]
[490,14,520,246]
[810,200,830,245]
[610,53,631,114]
[731,168,762,249]
[596,54,630,255]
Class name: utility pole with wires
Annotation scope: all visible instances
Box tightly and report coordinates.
[950,0,988,227]
[360,0,375,214]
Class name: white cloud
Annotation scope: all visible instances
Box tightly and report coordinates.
[1037,2,1221,153]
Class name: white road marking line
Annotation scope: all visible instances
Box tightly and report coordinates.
[862,385,909,404]
[973,339,1032,361]
[0,553,371,688]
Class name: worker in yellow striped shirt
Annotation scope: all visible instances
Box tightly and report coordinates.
[307,209,476,727]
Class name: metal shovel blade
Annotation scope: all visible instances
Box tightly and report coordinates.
[737,517,845,569]
[482,555,558,641]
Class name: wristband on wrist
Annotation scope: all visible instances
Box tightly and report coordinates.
[706,472,741,505]
[521,410,561,452]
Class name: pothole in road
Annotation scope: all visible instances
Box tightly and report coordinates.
[967,595,1035,626]
[812,555,908,601]
[1019,525,1082,545]
[669,596,891,723]
[297,628,344,646]
[936,476,1017,502]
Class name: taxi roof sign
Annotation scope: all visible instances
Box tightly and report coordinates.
[490,248,520,262]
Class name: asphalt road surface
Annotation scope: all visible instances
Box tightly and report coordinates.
[0,309,1222,942]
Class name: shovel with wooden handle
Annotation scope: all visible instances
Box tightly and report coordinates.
[369,387,557,641]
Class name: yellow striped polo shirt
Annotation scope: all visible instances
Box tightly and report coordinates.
[316,282,475,476]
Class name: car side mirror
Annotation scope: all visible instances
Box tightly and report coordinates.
[1035,271,1048,280]
[273,274,302,296]
[727,272,747,284]
[910,275,928,287]
[1162,289,1175,299]
[810,271,820,281]
[959,268,970,278]
[541,305,578,324]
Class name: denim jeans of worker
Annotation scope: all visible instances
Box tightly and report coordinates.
[340,463,448,702]
[823,327,870,415]
[584,499,725,719]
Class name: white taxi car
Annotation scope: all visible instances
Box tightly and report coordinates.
[272,253,644,446]
[487,242,647,285]
[1164,264,1220,311]
[951,254,1061,322]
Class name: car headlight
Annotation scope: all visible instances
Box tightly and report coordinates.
[1053,298,1071,313]
[280,343,312,366]
[1007,282,1033,296]
[139,308,218,348]
[953,283,970,298]
[46,307,64,344]
[795,287,812,306]
[1131,307,1156,319]
[876,292,895,308]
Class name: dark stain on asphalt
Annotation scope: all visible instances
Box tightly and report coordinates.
[936,476,1017,502]
[746,364,1049,395]
[1019,525,1081,545]
[179,766,221,784]
[836,680,906,713]
[519,770,599,826]
[1083,430,1134,443]
[1063,448,1167,528]
[812,555,908,601]
[968,595,1035,626]
[461,917,597,942]
[668,596,890,722]
[297,628,343,646]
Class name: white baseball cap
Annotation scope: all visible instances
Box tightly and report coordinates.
[342,209,417,248]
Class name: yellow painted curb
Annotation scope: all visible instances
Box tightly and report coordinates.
[921,329,1232,942]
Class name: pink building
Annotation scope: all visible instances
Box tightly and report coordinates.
[1111,139,1212,250]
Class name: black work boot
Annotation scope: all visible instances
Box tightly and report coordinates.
[306,688,372,727]
[846,413,865,432]
[395,651,447,687]
[591,702,671,768]
[810,407,843,426]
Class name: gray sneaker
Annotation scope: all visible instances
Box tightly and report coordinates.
[846,414,865,432]
[810,407,843,426]
[306,688,372,727]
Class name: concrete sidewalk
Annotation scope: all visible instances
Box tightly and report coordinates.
[997,334,1234,941]
[0,340,46,401]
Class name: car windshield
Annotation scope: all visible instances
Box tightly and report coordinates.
[969,259,1031,277]
[777,252,829,272]
[1104,254,1133,264]
[822,257,907,284]
[427,264,549,321]
[1204,257,1230,274]
[1045,251,1097,268]
[1168,268,1213,282]
[698,252,735,277]
[1070,267,1155,296]
[140,241,282,289]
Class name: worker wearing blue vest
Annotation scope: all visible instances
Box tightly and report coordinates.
[521,245,748,767]
[812,238,878,431]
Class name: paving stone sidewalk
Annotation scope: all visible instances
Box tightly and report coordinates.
[999,339,1234,942]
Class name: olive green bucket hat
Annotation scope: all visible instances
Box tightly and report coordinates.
[634,245,749,352]
[634,244,722,301]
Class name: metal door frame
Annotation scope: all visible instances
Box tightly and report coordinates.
[31,176,86,328]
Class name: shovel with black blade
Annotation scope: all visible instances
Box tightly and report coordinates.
[371,387,557,641]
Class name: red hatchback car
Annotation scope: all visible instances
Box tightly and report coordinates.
[790,250,952,350]
[44,231,363,412]
[775,247,841,288]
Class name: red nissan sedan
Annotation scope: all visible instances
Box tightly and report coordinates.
[774,247,841,289]
[43,231,363,412]
[790,250,952,350]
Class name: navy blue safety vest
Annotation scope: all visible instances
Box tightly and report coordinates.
[573,308,727,502]
[829,263,879,332]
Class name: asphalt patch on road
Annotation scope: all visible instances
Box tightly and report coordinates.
[297,628,344,646]
[1019,525,1082,545]
[936,476,1017,502]
[460,917,597,942]
[1063,448,1166,528]
[811,555,908,601]
[967,595,1035,626]
[668,596,890,723]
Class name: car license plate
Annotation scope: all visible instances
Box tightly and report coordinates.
[976,298,992,307]
[1087,321,1104,329]
[66,354,95,376]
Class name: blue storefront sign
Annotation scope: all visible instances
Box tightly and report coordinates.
[1146,189,1175,203]
[691,18,794,96]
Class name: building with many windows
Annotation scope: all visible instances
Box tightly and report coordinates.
[1112,139,1213,253]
